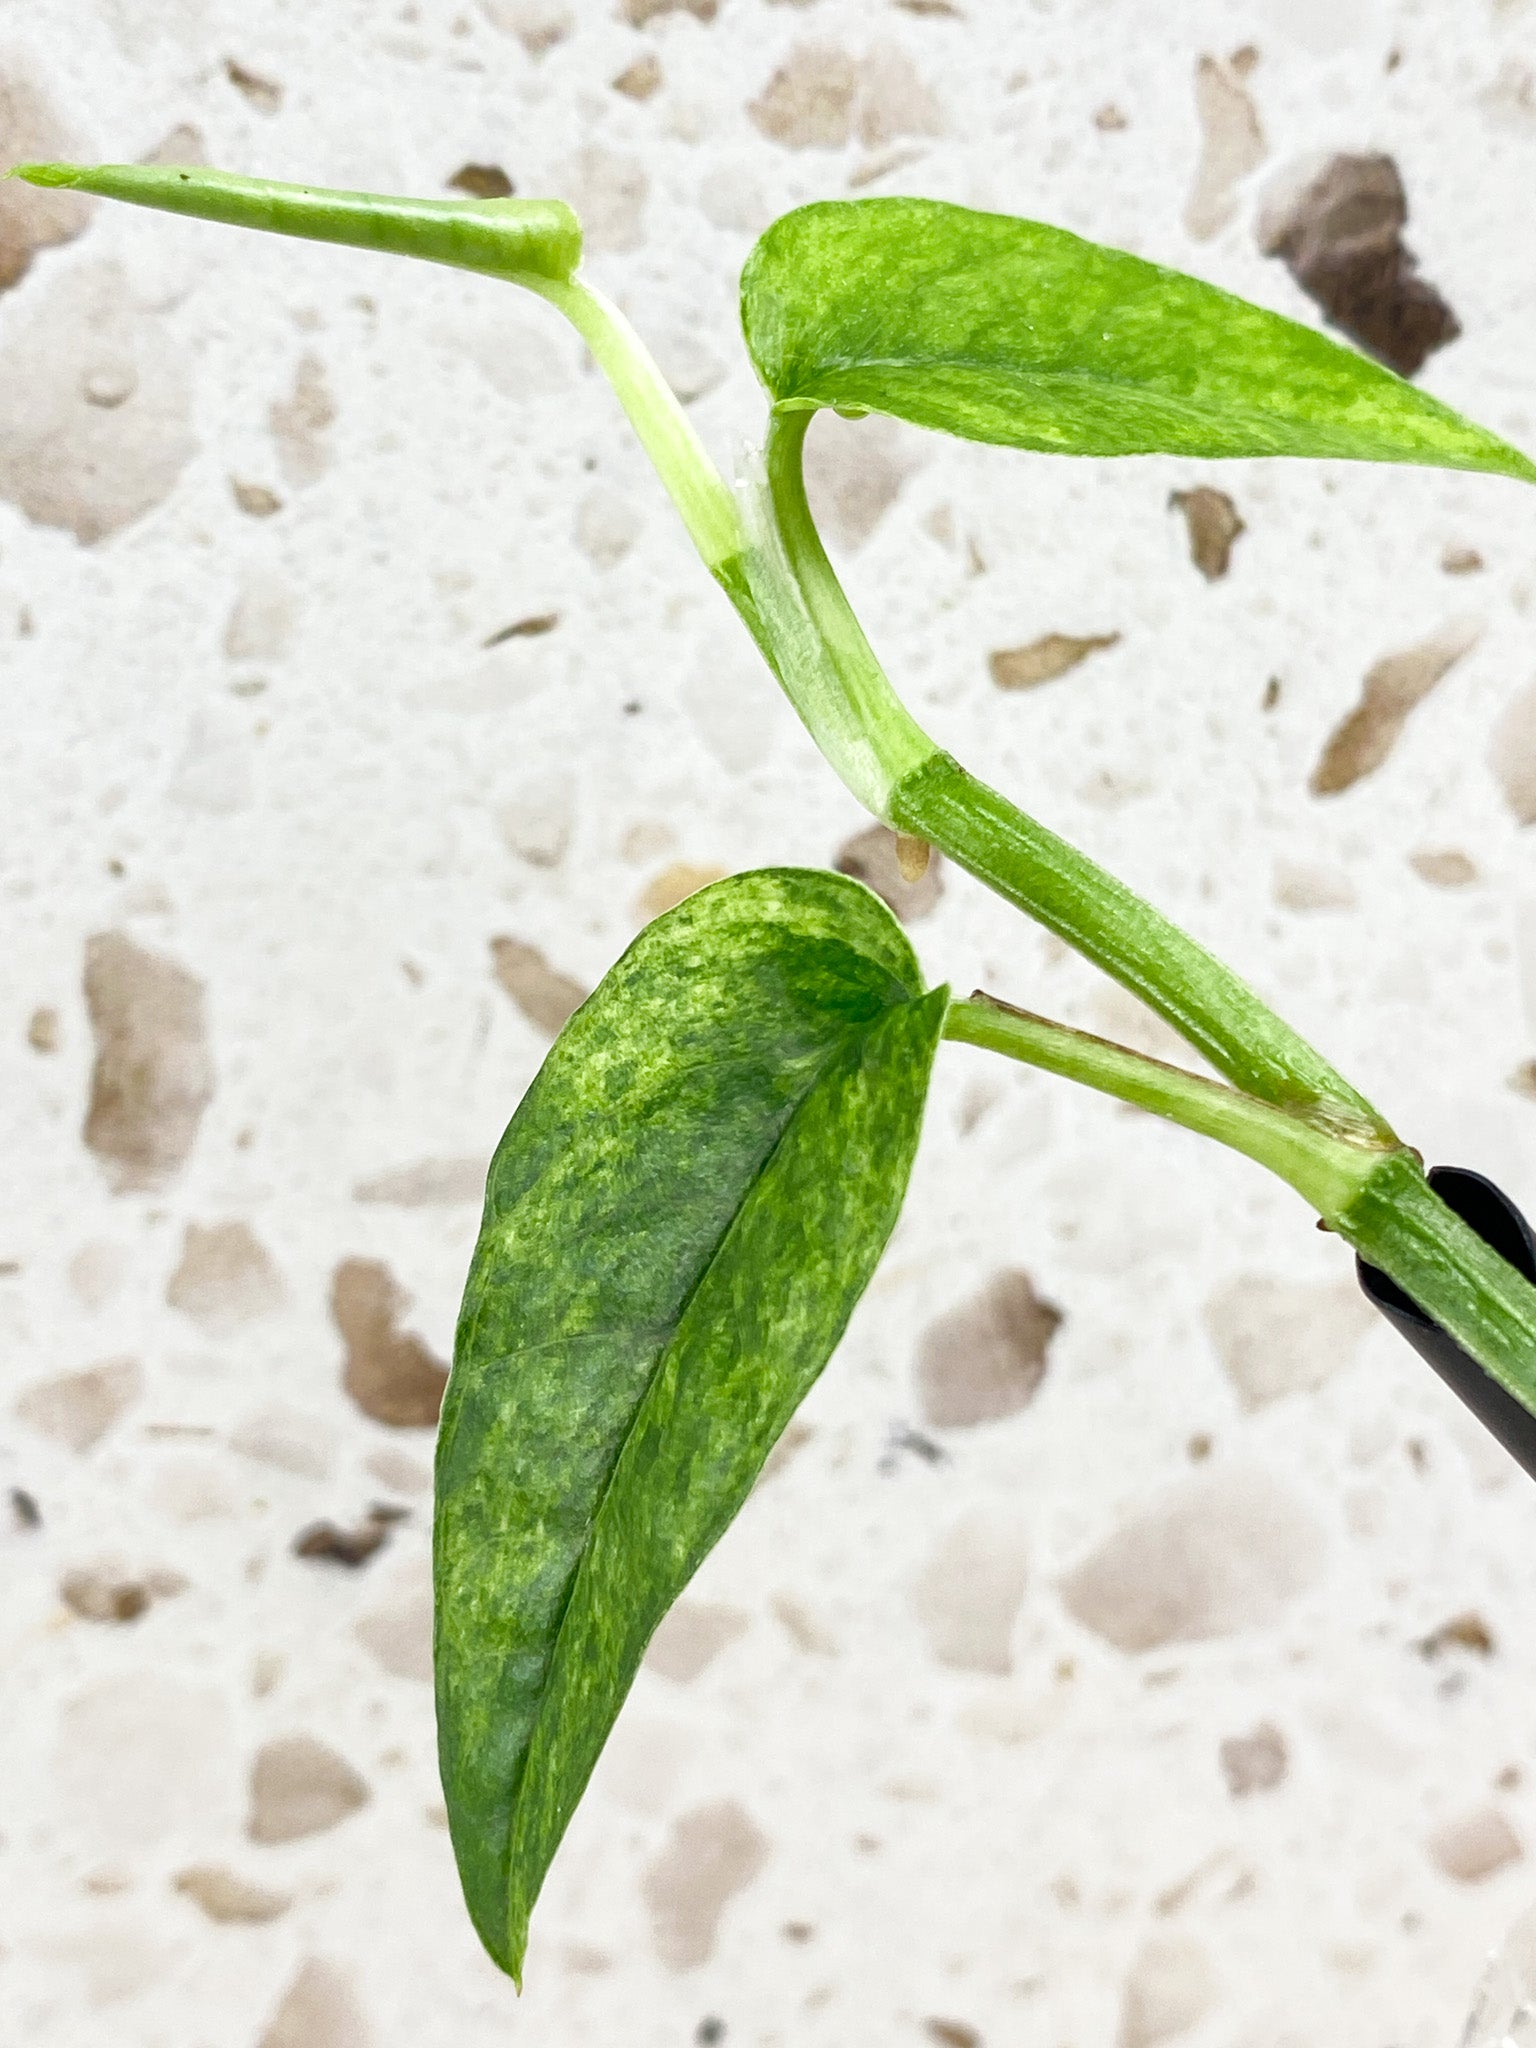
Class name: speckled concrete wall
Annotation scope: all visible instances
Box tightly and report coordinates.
[6,3,1536,2045]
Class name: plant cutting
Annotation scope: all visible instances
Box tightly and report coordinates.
[15,158,1536,1985]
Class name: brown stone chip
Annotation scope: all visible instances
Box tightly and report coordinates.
[483,611,559,646]
[167,1221,285,1332]
[637,862,728,920]
[1429,1808,1523,1885]
[770,1593,836,1656]
[1410,847,1478,887]
[448,163,514,199]
[292,1506,404,1568]
[802,409,921,549]
[331,1259,449,1428]
[1120,1935,1220,2048]
[59,1564,185,1623]
[642,1800,769,1970]
[910,1513,1029,1673]
[855,43,944,147]
[10,1486,41,1529]
[1418,1611,1495,1659]
[224,572,295,662]
[248,1735,370,1844]
[924,2025,981,2048]
[645,1599,750,1682]
[1310,619,1480,795]
[258,1958,370,2048]
[27,1005,59,1052]
[225,59,283,114]
[1511,1061,1536,1104]
[83,932,213,1193]
[482,0,571,51]
[1219,1721,1288,1797]
[989,632,1121,691]
[1492,681,1536,825]
[834,823,943,921]
[174,1864,291,1924]
[354,1560,433,1681]
[917,1270,1061,1428]
[489,936,589,1035]
[1061,1467,1325,1652]
[749,43,860,148]
[270,355,336,489]
[1259,153,1459,377]
[0,259,197,543]
[142,124,208,168]
[0,73,94,294]
[353,1157,486,1206]
[750,41,941,150]
[1442,545,1484,575]
[849,146,927,190]
[231,478,282,517]
[16,1357,142,1452]
[1183,53,1266,242]
[1169,487,1245,580]
[613,55,663,100]
[1204,1273,1370,1409]
[61,1573,145,1623]
[621,0,716,20]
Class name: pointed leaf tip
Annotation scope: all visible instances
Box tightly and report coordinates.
[741,198,1536,487]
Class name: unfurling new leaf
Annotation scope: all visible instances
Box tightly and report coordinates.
[12,161,583,284]
[434,869,947,1982]
[741,197,1536,482]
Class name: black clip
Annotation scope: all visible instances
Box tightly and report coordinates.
[1356,1166,1536,1480]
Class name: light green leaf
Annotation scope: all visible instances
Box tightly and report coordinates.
[740,198,1536,482]
[11,161,581,283]
[434,868,946,1983]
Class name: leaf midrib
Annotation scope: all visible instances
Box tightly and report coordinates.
[497,1008,891,1940]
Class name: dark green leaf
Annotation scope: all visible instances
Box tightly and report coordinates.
[434,868,946,1982]
[740,198,1536,482]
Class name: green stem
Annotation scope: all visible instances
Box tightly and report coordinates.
[946,993,1388,1218]
[761,407,1387,1136]
[526,276,743,577]
[1336,1153,1536,1415]
[956,991,1536,1413]
[897,755,1386,1135]
[36,161,1534,1404]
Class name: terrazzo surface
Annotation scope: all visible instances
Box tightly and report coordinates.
[6,2,1536,2043]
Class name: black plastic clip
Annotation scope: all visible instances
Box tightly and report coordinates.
[1356,1166,1536,1481]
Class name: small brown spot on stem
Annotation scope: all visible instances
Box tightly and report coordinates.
[835,824,942,921]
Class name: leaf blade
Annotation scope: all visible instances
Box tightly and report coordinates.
[740,198,1536,482]
[433,869,945,1981]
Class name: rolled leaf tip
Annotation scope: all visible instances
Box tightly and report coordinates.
[10,161,86,187]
